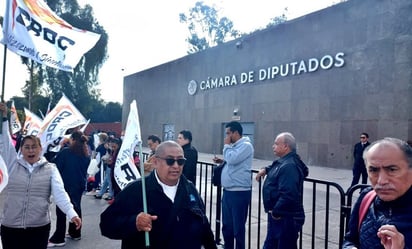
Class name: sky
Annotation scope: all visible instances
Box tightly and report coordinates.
[0,0,340,104]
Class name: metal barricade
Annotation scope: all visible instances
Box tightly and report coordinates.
[195,161,354,249]
[140,154,367,249]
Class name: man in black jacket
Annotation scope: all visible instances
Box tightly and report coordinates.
[99,141,216,249]
[255,132,309,249]
[350,132,371,187]
[343,137,412,248]
[177,130,198,185]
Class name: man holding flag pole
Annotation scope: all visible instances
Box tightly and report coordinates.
[100,100,217,249]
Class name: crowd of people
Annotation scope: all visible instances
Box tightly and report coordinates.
[0,100,411,249]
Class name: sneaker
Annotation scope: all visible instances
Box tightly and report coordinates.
[104,196,113,200]
[94,194,102,199]
[65,234,81,241]
[47,241,66,247]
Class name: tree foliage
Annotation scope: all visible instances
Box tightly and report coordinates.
[180,3,289,53]
[266,8,288,28]
[179,1,240,54]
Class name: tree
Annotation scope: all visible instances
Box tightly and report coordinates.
[179,1,240,54]
[266,8,288,28]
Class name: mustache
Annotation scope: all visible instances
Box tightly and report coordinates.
[374,185,396,191]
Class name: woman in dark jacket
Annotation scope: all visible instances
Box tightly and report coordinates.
[48,131,90,245]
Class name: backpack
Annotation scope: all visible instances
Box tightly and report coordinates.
[358,190,377,231]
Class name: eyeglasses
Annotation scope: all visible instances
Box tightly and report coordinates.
[360,136,367,139]
[22,145,39,150]
[156,157,186,166]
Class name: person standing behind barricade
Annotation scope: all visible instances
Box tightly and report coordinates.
[48,130,90,246]
[0,103,81,249]
[343,137,412,248]
[255,132,309,249]
[143,134,161,176]
[350,132,370,187]
[213,121,254,249]
[177,130,198,185]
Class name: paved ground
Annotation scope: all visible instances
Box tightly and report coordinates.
[0,151,357,249]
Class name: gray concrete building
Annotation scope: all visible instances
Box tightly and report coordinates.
[123,0,412,170]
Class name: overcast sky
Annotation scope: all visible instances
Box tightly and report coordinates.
[0,0,340,104]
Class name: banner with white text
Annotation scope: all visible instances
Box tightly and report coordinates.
[38,95,86,155]
[114,100,142,189]
[10,101,22,134]
[1,0,100,72]
[23,107,42,136]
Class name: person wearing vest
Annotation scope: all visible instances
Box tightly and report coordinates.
[343,137,412,249]
[0,102,81,249]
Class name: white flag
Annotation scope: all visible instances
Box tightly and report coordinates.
[10,100,22,134]
[1,0,100,72]
[114,100,141,189]
[0,155,8,193]
[23,107,43,136]
[38,95,86,154]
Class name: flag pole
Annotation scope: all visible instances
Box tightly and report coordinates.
[0,45,7,134]
[138,141,150,247]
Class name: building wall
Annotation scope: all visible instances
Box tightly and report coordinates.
[123,0,412,169]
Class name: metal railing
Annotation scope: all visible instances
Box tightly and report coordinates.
[195,161,367,249]
[140,153,366,249]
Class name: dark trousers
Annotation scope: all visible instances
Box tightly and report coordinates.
[49,192,82,243]
[222,189,251,249]
[350,163,368,187]
[263,215,304,249]
[1,223,50,249]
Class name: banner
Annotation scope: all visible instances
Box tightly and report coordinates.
[23,107,42,136]
[38,95,86,154]
[114,100,141,189]
[1,0,100,72]
[10,100,22,134]
[0,155,8,193]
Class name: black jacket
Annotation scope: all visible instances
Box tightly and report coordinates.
[100,171,216,249]
[353,141,370,167]
[181,143,198,185]
[262,152,309,218]
[343,187,412,249]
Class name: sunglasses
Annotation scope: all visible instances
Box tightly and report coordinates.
[360,136,367,139]
[157,157,186,166]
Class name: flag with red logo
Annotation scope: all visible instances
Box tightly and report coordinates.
[10,100,22,134]
[23,107,42,136]
[114,100,142,189]
[38,94,86,155]
[0,155,8,194]
[1,0,100,72]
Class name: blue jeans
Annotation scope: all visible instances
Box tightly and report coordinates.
[263,214,304,249]
[97,167,113,197]
[222,190,251,249]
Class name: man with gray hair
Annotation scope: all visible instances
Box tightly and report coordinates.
[256,132,309,249]
[343,137,412,249]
